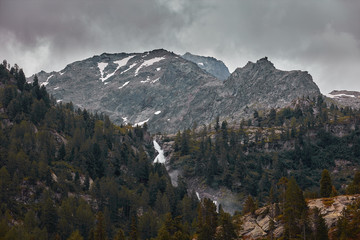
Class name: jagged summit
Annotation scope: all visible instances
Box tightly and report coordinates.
[256,56,275,69]
[29,49,321,133]
[240,57,275,72]
[225,56,320,109]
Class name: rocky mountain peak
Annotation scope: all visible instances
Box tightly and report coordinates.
[256,56,275,69]
[241,57,275,73]
[29,50,321,133]
[225,57,320,110]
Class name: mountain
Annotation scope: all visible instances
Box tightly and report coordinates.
[224,57,320,109]
[30,50,320,133]
[181,52,230,80]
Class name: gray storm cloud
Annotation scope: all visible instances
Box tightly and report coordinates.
[1,0,359,93]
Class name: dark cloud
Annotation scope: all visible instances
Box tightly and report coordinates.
[1,0,359,93]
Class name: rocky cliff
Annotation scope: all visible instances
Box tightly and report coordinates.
[30,50,321,133]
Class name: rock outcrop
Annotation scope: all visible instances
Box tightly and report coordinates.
[238,194,360,239]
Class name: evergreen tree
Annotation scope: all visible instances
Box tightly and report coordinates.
[0,167,11,204]
[41,194,58,237]
[129,216,138,240]
[283,177,308,239]
[196,198,218,240]
[67,230,84,240]
[94,212,107,240]
[242,195,256,215]
[320,169,332,197]
[17,69,26,91]
[312,207,329,240]
[215,211,237,240]
[215,115,220,132]
[113,229,126,240]
[346,171,360,194]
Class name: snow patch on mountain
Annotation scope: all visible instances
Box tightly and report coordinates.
[100,56,135,82]
[134,118,149,126]
[118,81,130,89]
[154,111,161,115]
[198,62,204,66]
[151,78,160,83]
[97,62,108,81]
[41,75,54,87]
[135,57,166,76]
[156,67,161,71]
[120,63,137,75]
[326,93,356,98]
[140,76,151,83]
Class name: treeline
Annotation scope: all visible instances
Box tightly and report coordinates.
[171,95,360,201]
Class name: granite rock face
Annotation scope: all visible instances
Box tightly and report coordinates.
[30,50,320,133]
[238,194,360,239]
[181,52,230,80]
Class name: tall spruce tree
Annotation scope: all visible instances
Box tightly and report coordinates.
[320,169,332,197]
[283,177,308,239]
[312,207,329,240]
[94,212,107,240]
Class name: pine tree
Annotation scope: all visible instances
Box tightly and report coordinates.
[283,177,308,239]
[67,230,84,240]
[320,169,332,197]
[242,195,256,215]
[312,207,329,240]
[0,167,11,204]
[215,211,237,240]
[17,69,26,91]
[113,229,126,240]
[196,198,218,240]
[129,216,138,240]
[41,194,58,236]
[94,212,107,240]
[346,171,360,194]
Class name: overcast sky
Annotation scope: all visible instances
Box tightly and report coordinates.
[1,0,360,93]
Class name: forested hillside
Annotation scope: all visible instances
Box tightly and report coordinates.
[170,94,360,202]
[0,62,202,239]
